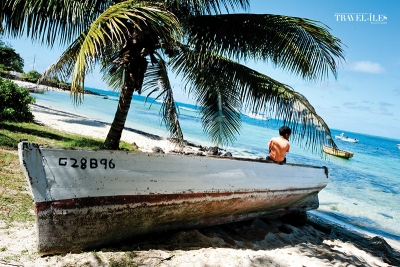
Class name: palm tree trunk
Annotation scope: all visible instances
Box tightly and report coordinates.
[103,82,135,149]
[103,54,148,149]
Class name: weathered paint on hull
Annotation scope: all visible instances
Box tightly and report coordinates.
[35,191,320,254]
[18,142,329,255]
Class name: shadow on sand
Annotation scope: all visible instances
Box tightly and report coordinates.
[84,214,400,266]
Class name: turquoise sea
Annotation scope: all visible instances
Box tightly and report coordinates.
[32,88,400,243]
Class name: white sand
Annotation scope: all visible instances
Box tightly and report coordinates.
[11,80,65,92]
[1,216,399,266]
[31,104,181,153]
[1,80,400,266]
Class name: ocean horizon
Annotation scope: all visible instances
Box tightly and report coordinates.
[31,87,400,243]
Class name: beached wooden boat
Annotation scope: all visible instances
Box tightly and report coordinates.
[18,141,329,255]
[322,145,354,159]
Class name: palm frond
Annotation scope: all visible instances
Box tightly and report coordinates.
[2,0,344,152]
[38,34,97,104]
[101,46,126,92]
[39,1,182,103]
[68,2,181,97]
[166,0,250,16]
[171,48,336,151]
[185,14,345,81]
[1,0,112,47]
[195,80,242,146]
[142,53,184,145]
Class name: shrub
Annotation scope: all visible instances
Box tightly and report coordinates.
[22,70,41,83]
[0,77,36,122]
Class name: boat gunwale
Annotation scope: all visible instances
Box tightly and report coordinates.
[26,142,328,171]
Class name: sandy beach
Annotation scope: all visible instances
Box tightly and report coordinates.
[1,81,400,266]
[1,213,399,267]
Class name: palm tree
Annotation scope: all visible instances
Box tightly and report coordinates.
[1,0,345,151]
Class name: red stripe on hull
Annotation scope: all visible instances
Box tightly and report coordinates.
[34,189,322,255]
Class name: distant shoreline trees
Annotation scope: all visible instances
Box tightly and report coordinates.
[0,41,24,74]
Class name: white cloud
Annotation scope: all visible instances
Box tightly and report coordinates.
[379,102,393,107]
[341,101,393,116]
[349,61,385,74]
[371,108,392,116]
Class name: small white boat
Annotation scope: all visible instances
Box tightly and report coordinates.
[242,112,269,121]
[154,98,167,103]
[397,144,400,149]
[335,133,359,143]
[18,141,329,255]
[179,106,199,112]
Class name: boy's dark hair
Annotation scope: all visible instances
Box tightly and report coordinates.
[279,126,291,136]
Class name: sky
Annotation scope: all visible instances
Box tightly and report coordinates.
[2,0,400,140]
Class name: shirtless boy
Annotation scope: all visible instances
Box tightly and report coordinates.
[267,126,291,164]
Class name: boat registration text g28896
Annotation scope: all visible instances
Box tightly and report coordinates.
[58,157,116,169]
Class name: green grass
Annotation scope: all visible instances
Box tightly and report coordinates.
[0,121,137,224]
[0,121,135,151]
[0,150,34,223]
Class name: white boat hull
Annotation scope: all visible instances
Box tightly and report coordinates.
[335,135,358,143]
[19,142,329,255]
